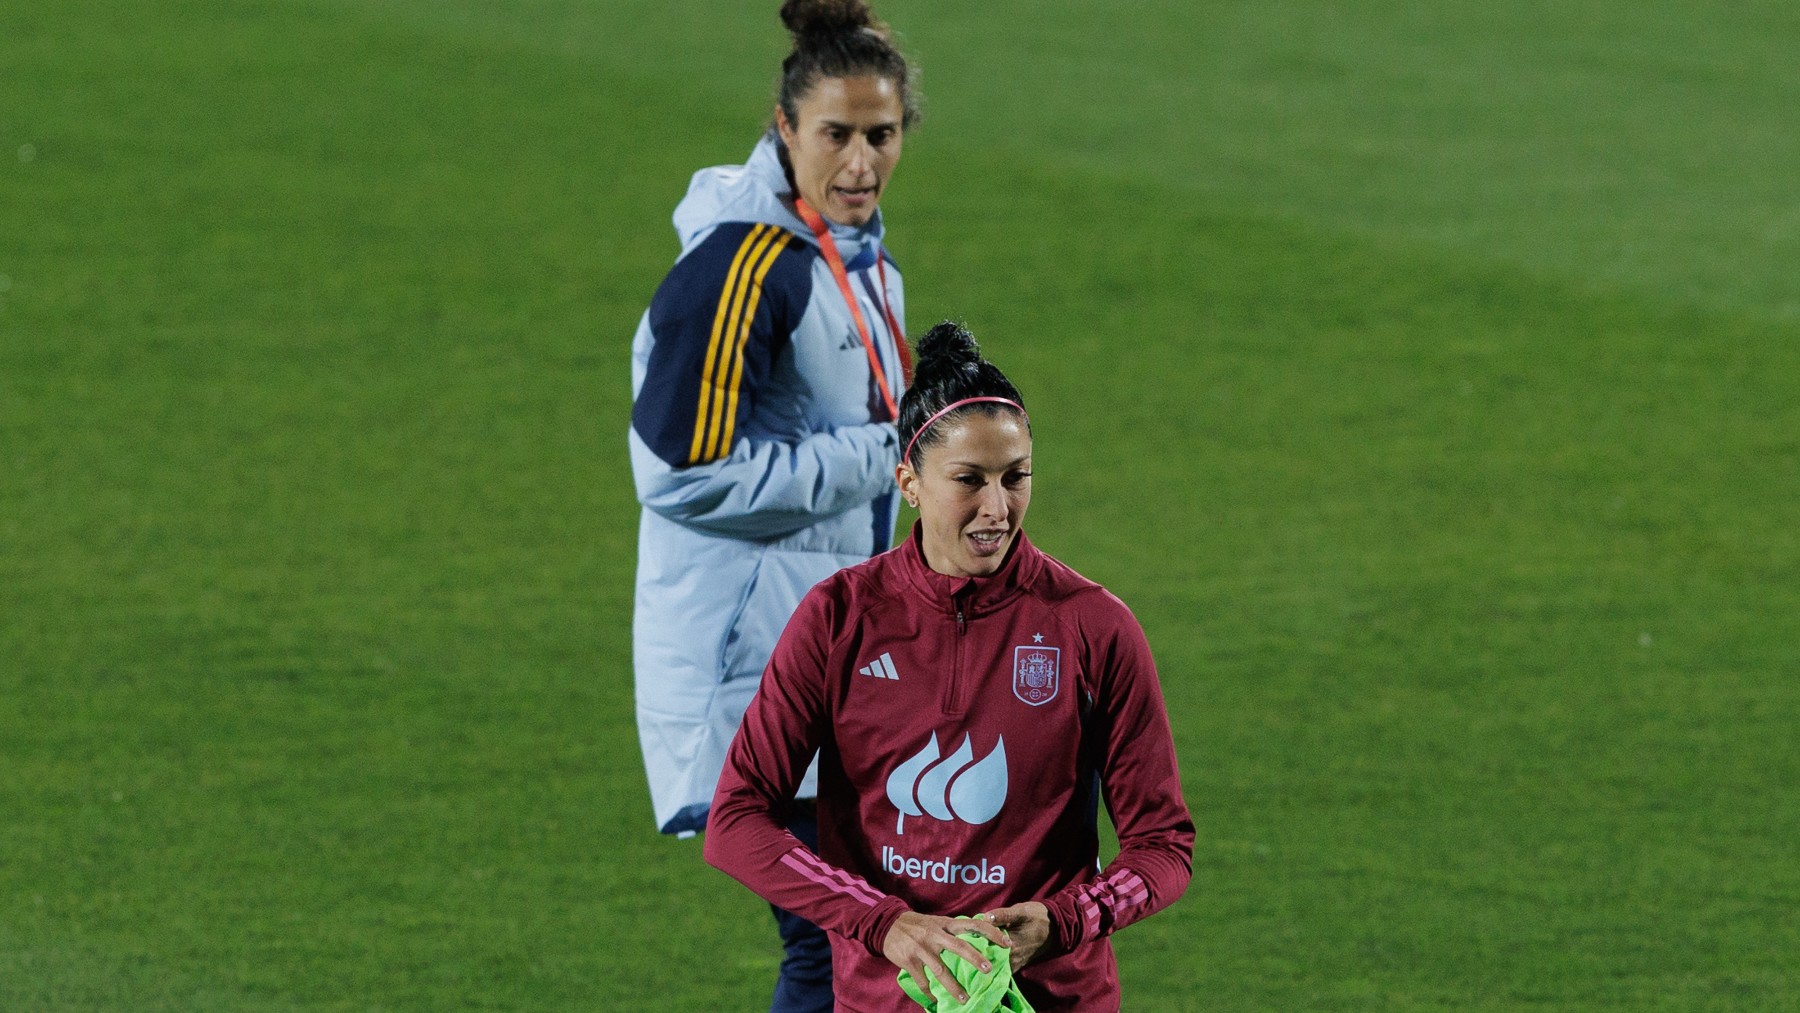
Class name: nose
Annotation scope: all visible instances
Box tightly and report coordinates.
[846,136,874,177]
[978,480,1008,522]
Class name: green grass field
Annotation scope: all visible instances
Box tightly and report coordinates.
[4,1,1798,1008]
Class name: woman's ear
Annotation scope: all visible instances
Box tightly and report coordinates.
[775,105,796,147]
[896,462,919,508]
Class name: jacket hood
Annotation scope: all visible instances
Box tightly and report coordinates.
[671,132,887,266]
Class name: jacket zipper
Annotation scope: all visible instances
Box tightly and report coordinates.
[947,593,970,714]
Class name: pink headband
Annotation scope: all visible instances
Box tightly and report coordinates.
[902,396,1030,466]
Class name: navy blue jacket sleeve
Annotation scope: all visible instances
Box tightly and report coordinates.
[628,222,901,539]
[634,222,809,467]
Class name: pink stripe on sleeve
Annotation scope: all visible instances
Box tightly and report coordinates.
[1077,890,1102,938]
[780,850,886,907]
[1109,869,1150,908]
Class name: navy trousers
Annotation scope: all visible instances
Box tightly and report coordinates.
[769,805,833,1013]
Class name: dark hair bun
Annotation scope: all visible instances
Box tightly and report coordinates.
[915,320,981,371]
[780,0,878,37]
[897,321,1026,466]
[774,0,917,130]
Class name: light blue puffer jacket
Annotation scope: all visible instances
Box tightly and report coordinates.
[629,133,907,835]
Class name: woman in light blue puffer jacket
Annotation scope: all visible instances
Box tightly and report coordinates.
[627,1,919,1008]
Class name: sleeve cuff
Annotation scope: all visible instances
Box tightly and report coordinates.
[855,896,915,957]
[1043,892,1085,951]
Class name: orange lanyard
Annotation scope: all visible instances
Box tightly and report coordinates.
[794,197,910,421]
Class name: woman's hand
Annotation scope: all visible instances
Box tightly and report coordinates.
[882,911,1011,1005]
[981,901,1051,971]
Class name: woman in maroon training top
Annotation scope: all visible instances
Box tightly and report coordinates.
[706,322,1194,1012]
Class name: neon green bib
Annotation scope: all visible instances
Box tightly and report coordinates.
[896,921,1037,1013]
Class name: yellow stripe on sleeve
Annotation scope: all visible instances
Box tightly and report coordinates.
[688,224,772,465]
[713,232,792,458]
[696,225,782,462]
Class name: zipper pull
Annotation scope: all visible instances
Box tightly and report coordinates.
[956,609,966,635]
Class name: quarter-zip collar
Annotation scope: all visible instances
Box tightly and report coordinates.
[895,521,1042,619]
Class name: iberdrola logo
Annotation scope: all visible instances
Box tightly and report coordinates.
[884,732,1008,835]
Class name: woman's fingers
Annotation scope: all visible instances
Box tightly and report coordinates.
[964,913,1012,949]
[918,950,963,1001]
[940,931,994,972]
[884,911,1010,1004]
[979,901,1051,971]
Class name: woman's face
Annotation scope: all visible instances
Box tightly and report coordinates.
[776,74,905,227]
[898,412,1033,579]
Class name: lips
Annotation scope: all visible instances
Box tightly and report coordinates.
[966,530,1009,556]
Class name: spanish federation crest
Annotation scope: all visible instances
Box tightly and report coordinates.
[1013,645,1060,706]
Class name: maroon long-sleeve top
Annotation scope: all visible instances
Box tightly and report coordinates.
[706,527,1194,1013]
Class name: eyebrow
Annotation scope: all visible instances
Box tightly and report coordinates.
[818,118,900,131]
[945,456,1032,470]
